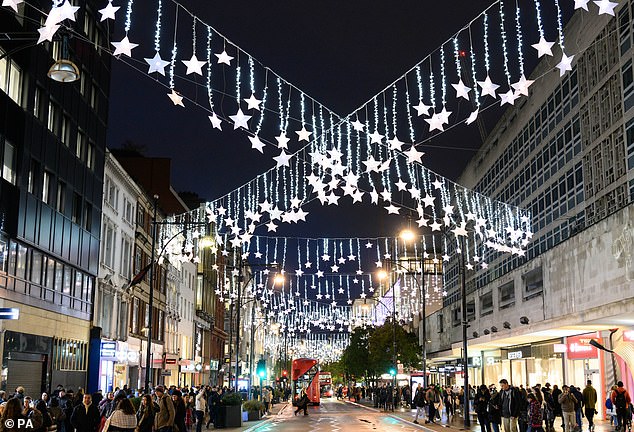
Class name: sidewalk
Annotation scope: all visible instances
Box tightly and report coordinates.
[225,400,290,431]
[346,397,615,432]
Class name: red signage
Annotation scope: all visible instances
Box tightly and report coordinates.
[566,334,599,359]
[165,359,177,365]
[623,330,634,342]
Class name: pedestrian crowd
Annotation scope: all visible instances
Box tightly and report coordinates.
[0,382,276,432]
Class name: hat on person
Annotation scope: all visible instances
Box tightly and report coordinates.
[154,386,165,393]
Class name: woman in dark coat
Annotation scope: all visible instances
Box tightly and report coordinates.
[172,390,188,432]
[488,387,502,432]
[136,394,155,432]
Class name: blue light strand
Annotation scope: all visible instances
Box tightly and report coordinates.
[404,79,415,143]
[415,66,424,102]
[453,36,461,76]
[235,64,241,106]
[154,0,162,52]
[499,0,511,85]
[429,58,436,111]
[168,6,178,89]
[554,0,565,50]
[440,45,447,107]
[124,0,134,33]
[191,15,196,51]
[515,0,525,76]
[255,70,268,135]
[277,77,284,133]
[534,0,544,38]
[468,26,481,108]
[206,26,214,110]
[484,13,490,73]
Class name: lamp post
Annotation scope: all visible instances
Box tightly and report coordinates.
[143,195,159,392]
[459,236,470,428]
[375,270,397,409]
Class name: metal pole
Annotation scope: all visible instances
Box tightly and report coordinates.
[421,260,427,388]
[228,302,234,388]
[392,278,397,409]
[460,236,470,427]
[235,259,242,392]
[249,302,255,400]
[144,194,158,393]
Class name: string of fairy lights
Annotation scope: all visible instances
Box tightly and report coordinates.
[2,0,621,359]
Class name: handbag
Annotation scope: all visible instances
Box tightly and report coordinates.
[98,416,107,432]
[102,415,111,432]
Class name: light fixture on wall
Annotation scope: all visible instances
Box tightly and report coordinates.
[48,32,80,83]
[483,329,490,335]
[472,331,479,338]
[503,321,512,329]
[491,326,498,333]
[520,316,530,325]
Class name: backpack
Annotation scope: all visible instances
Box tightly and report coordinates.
[615,390,627,410]
[606,397,613,410]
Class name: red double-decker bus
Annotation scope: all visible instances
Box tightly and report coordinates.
[318,371,333,397]
[291,358,320,405]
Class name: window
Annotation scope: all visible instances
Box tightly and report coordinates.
[0,235,7,273]
[42,172,55,205]
[60,115,71,146]
[102,220,115,269]
[33,86,43,120]
[452,307,461,327]
[480,291,493,316]
[28,160,39,195]
[523,267,544,299]
[76,130,84,159]
[0,48,22,105]
[47,102,59,134]
[83,203,92,232]
[466,300,475,322]
[2,141,16,185]
[120,236,132,279]
[72,193,82,224]
[123,197,134,225]
[104,176,119,210]
[130,298,139,334]
[56,181,65,213]
[499,281,515,309]
[86,141,94,170]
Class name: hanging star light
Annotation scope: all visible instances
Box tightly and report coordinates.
[556,53,574,76]
[244,93,262,110]
[229,108,251,130]
[413,101,432,116]
[511,75,534,97]
[273,150,292,167]
[574,0,590,9]
[37,24,60,44]
[403,146,424,164]
[2,0,23,13]
[144,52,170,75]
[594,0,618,15]
[452,79,472,100]
[182,54,206,75]
[275,134,290,149]
[368,131,384,144]
[208,113,222,130]
[248,136,266,153]
[499,89,518,106]
[215,50,234,65]
[350,119,365,131]
[296,126,312,141]
[167,90,184,107]
[425,113,444,132]
[98,0,119,21]
[111,36,138,57]
[531,36,555,57]
[477,75,500,98]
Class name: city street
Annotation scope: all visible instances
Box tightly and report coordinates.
[250,398,425,431]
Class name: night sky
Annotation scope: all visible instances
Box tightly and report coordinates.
[105,1,540,237]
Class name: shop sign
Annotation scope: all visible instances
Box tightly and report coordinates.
[486,357,497,365]
[210,359,219,370]
[472,356,482,367]
[0,308,19,320]
[165,358,177,365]
[508,351,523,359]
[101,342,117,358]
[566,334,599,359]
[623,330,634,342]
[182,363,196,372]
[506,346,532,360]
[116,351,139,363]
[161,370,172,376]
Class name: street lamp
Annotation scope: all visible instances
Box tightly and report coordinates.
[375,270,397,406]
[399,229,428,388]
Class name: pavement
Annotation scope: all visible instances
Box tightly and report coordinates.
[345,397,616,432]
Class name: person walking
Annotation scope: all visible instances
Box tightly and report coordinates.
[611,381,631,432]
[262,387,272,415]
[135,394,155,432]
[70,394,100,432]
[499,379,522,432]
[104,398,137,432]
[194,387,206,432]
[475,385,492,432]
[425,384,440,424]
[582,380,597,432]
[413,383,426,425]
[489,386,502,432]
[527,393,544,432]
[558,385,578,432]
[171,390,187,432]
[294,389,310,416]
[154,386,175,432]
[571,386,584,431]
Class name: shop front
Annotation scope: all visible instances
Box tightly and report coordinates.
[98,341,138,392]
[162,354,179,387]
[563,333,605,417]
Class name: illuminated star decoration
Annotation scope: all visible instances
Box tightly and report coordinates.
[413,101,432,116]
[98,0,119,21]
[594,0,618,15]
[273,150,292,167]
[531,37,555,58]
[37,24,60,44]
[425,113,444,132]
[511,75,534,97]
[477,75,500,98]
[144,52,169,75]
[466,109,479,125]
[208,113,222,130]
[574,0,590,10]
[296,126,312,141]
[404,146,424,164]
[229,109,251,130]
[244,94,262,110]
[111,36,138,57]
[499,89,518,106]
[452,79,472,100]
[167,90,184,107]
[215,50,234,65]
[556,53,575,77]
[48,0,78,25]
[2,0,23,13]
[248,136,265,153]
[182,54,206,75]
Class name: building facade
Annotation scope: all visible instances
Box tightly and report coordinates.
[92,151,142,392]
[0,1,111,396]
[428,2,634,408]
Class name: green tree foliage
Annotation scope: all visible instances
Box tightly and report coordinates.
[340,321,421,380]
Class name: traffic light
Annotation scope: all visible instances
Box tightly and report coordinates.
[389,367,397,376]
[282,369,288,377]
[256,359,267,379]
